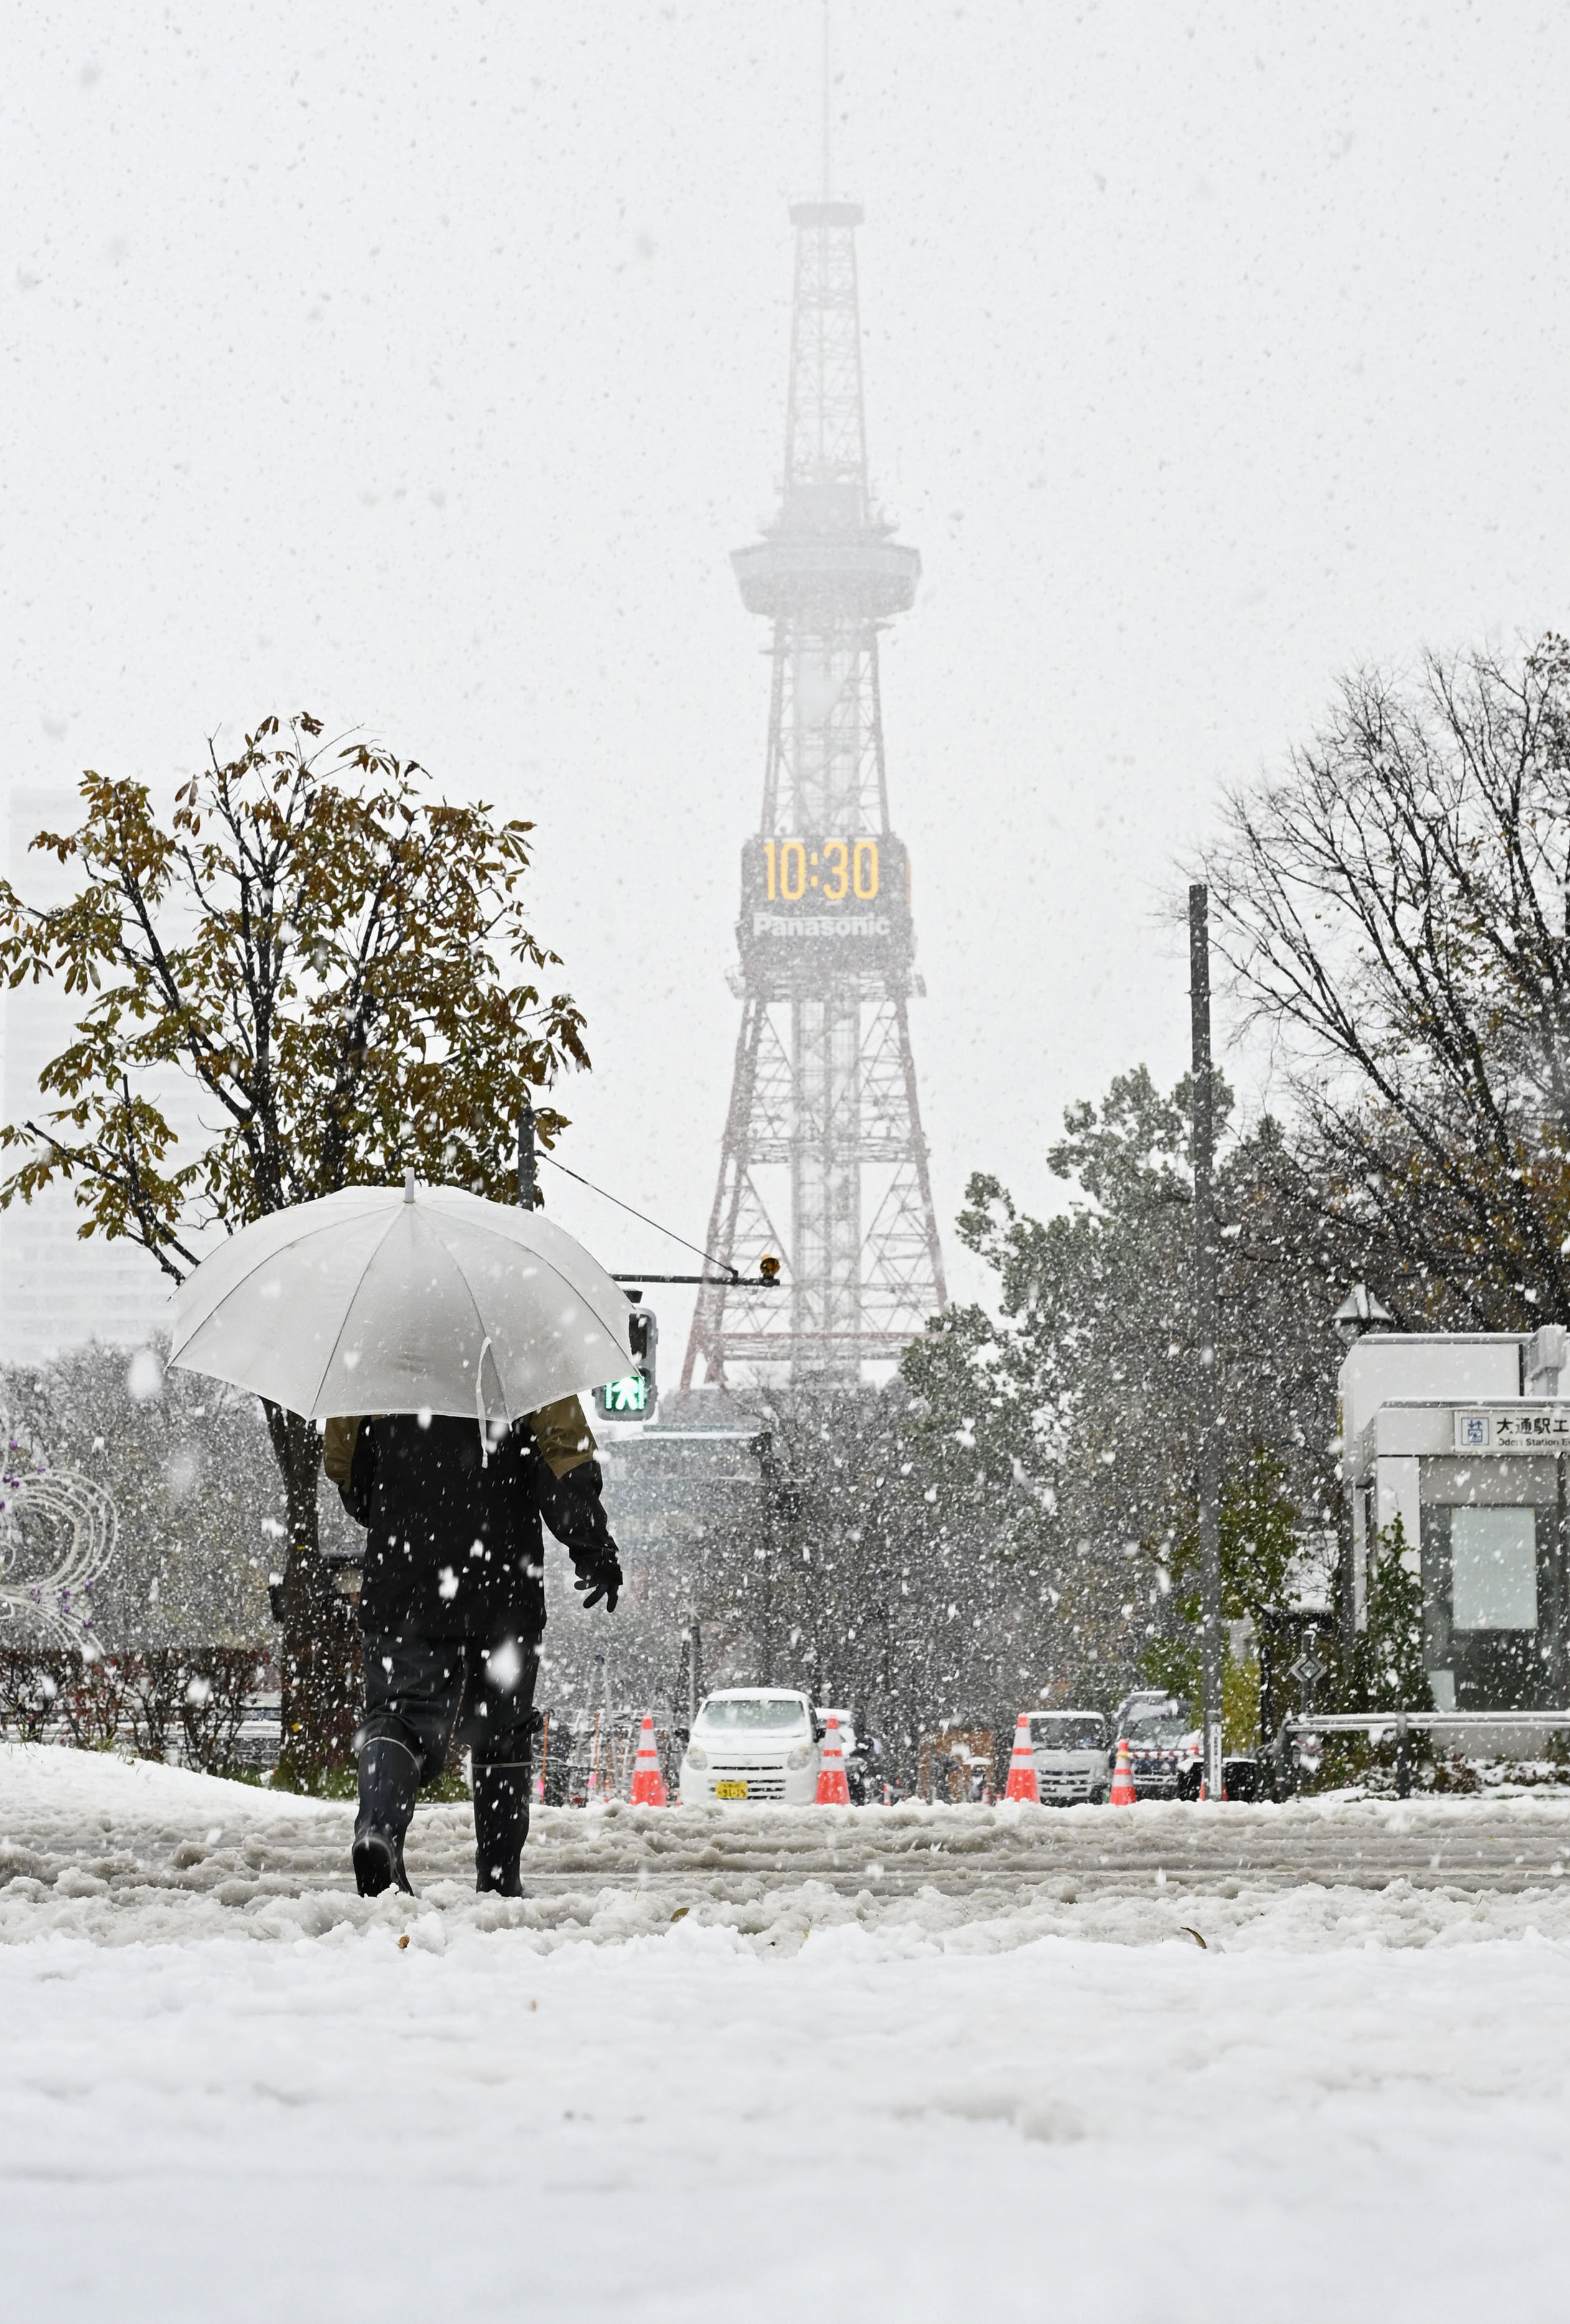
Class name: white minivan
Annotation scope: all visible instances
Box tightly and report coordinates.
[678,1688,820,1805]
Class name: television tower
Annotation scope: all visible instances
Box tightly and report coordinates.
[682,190,946,1392]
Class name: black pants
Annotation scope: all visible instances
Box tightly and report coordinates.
[358,1630,541,1787]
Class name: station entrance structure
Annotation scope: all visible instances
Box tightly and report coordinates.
[683,200,945,1392]
[1340,1324,1570,1728]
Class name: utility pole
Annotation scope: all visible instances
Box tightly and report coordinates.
[517,1099,539,1211]
[1190,884,1224,1803]
[752,1427,801,1685]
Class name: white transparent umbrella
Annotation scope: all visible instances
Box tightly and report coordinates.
[167,1176,632,1424]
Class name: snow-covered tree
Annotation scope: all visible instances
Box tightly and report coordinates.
[1204,635,1570,1332]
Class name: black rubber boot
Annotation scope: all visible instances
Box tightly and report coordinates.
[473,1761,531,1896]
[353,1736,419,1897]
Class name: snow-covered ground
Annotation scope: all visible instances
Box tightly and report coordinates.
[5,1746,1570,2320]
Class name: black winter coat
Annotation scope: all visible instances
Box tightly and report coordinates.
[345,1412,617,1640]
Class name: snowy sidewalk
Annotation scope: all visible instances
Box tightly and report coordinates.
[4,1746,1570,2318]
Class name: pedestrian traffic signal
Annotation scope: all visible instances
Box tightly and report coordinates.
[595,1307,658,1422]
[597,1370,652,1417]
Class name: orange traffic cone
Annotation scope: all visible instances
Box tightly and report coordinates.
[1110,1736,1137,1806]
[628,1713,668,1807]
[815,1715,851,1805]
[1003,1713,1040,1802]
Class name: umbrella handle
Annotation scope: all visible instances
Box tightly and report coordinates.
[477,1336,493,1467]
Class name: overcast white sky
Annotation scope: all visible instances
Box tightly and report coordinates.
[6,1,1570,1349]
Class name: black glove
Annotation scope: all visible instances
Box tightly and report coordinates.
[540,1460,622,1612]
[574,1549,622,1614]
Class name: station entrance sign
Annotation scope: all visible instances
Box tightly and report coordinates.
[1454,1407,1570,1451]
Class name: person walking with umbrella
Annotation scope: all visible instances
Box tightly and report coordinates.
[168,1171,634,1900]
[325,1390,621,1897]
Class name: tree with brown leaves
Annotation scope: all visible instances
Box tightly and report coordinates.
[0,714,589,1777]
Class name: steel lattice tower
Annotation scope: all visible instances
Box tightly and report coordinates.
[683,199,946,1392]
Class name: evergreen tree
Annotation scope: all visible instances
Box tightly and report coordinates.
[1349,1519,1432,1713]
[899,1067,1366,1710]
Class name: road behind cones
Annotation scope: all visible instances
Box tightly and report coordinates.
[628,1713,668,1807]
[1110,1736,1137,1806]
[815,1715,851,1805]
[1002,1713,1040,1803]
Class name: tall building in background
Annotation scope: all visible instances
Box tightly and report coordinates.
[0,788,171,1363]
[683,200,945,1393]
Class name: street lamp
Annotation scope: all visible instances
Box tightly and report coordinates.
[1332,1283,1395,1348]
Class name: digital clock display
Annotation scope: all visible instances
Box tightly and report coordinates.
[759,836,881,903]
[739,832,912,970]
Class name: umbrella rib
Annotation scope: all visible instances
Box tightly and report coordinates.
[449,1208,628,1343]
[424,1212,628,1410]
[431,1214,629,1380]
[171,1194,390,1353]
[302,1211,405,1418]
[425,1214,518,1427]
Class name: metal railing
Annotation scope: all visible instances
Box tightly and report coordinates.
[1,1698,282,1770]
[1284,1708,1570,1797]
[1289,1711,1570,1733]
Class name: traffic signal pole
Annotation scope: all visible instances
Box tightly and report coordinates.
[1190,884,1224,1803]
[519,1116,780,1420]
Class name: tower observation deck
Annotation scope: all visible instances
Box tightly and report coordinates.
[683,200,946,1390]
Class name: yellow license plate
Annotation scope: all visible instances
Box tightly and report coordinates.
[714,1780,749,1799]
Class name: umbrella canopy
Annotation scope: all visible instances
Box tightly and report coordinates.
[168,1178,632,1423]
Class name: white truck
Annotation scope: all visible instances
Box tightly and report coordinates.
[1113,1690,1194,1799]
[677,1687,821,1806]
[1028,1709,1111,1804]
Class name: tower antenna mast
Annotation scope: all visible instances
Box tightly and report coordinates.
[821,0,831,202]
